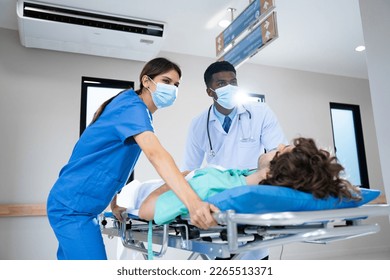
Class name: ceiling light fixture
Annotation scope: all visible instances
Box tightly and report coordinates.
[218,19,231,28]
[218,7,236,28]
[355,45,366,52]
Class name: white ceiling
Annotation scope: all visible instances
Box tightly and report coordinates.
[0,0,368,79]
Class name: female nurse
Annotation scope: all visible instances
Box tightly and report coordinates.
[47,57,218,260]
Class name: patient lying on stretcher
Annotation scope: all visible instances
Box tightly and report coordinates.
[115,137,364,223]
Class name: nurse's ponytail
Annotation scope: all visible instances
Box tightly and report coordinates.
[90,92,122,125]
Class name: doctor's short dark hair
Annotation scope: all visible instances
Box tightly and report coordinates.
[204,60,236,88]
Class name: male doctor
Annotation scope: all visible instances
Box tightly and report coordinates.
[182,60,287,260]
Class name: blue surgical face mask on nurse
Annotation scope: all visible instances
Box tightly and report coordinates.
[210,84,239,110]
[147,76,178,109]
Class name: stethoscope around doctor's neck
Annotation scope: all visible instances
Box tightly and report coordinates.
[207,105,255,157]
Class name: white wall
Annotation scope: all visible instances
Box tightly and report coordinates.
[359,0,390,222]
[0,26,389,260]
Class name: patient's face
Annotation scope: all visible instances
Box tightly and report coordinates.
[258,144,293,170]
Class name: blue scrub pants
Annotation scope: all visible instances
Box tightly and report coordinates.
[47,196,107,260]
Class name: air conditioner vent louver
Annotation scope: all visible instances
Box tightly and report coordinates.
[23,2,164,37]
[17,0,166,61]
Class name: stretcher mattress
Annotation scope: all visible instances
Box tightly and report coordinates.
[101,183,386,260]
[154,184,380,225]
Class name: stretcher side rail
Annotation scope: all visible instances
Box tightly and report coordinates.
[99,204,390,259]
[213,204,390,226]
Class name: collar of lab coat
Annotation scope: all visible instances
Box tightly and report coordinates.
[210,104,247,123]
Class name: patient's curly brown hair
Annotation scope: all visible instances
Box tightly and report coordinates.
[260,137,361,201]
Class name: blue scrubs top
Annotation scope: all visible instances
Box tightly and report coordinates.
[49,89,154,215]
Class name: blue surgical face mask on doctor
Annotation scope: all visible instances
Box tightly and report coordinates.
[210,84,239,110]
[147,77,178,109]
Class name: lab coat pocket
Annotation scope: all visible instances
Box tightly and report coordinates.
[237,140,260,169]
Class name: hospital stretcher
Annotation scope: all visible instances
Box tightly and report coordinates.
[99,185,390,260]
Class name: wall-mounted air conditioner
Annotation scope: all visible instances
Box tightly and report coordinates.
[16,0,166,61]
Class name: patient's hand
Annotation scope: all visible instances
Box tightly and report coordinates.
[112,205,127,221]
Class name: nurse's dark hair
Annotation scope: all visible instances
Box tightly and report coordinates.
[204,60,236,88]
[136,57,181,94]
[259,137,361,201]
[90,57,181,124]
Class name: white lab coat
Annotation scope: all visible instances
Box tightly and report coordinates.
[182,102,287,171]
[182,102,287,259]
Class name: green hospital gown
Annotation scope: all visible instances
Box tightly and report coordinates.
[154,167,254,225]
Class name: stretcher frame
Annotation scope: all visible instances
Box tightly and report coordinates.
[99,204,390,260]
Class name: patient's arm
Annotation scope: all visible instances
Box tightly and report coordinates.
[138,170,191,220]
[138,184,170,220]
[138,171,191,221]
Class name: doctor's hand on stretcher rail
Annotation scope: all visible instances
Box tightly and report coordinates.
[135,137,364,224]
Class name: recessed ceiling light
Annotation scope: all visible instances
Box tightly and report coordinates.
[218,19,231,28]
[218,7,236,28]
[355,45,366,52]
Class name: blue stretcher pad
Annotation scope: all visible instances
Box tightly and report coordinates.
[206,185,380,214]
[155,185,380,225]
